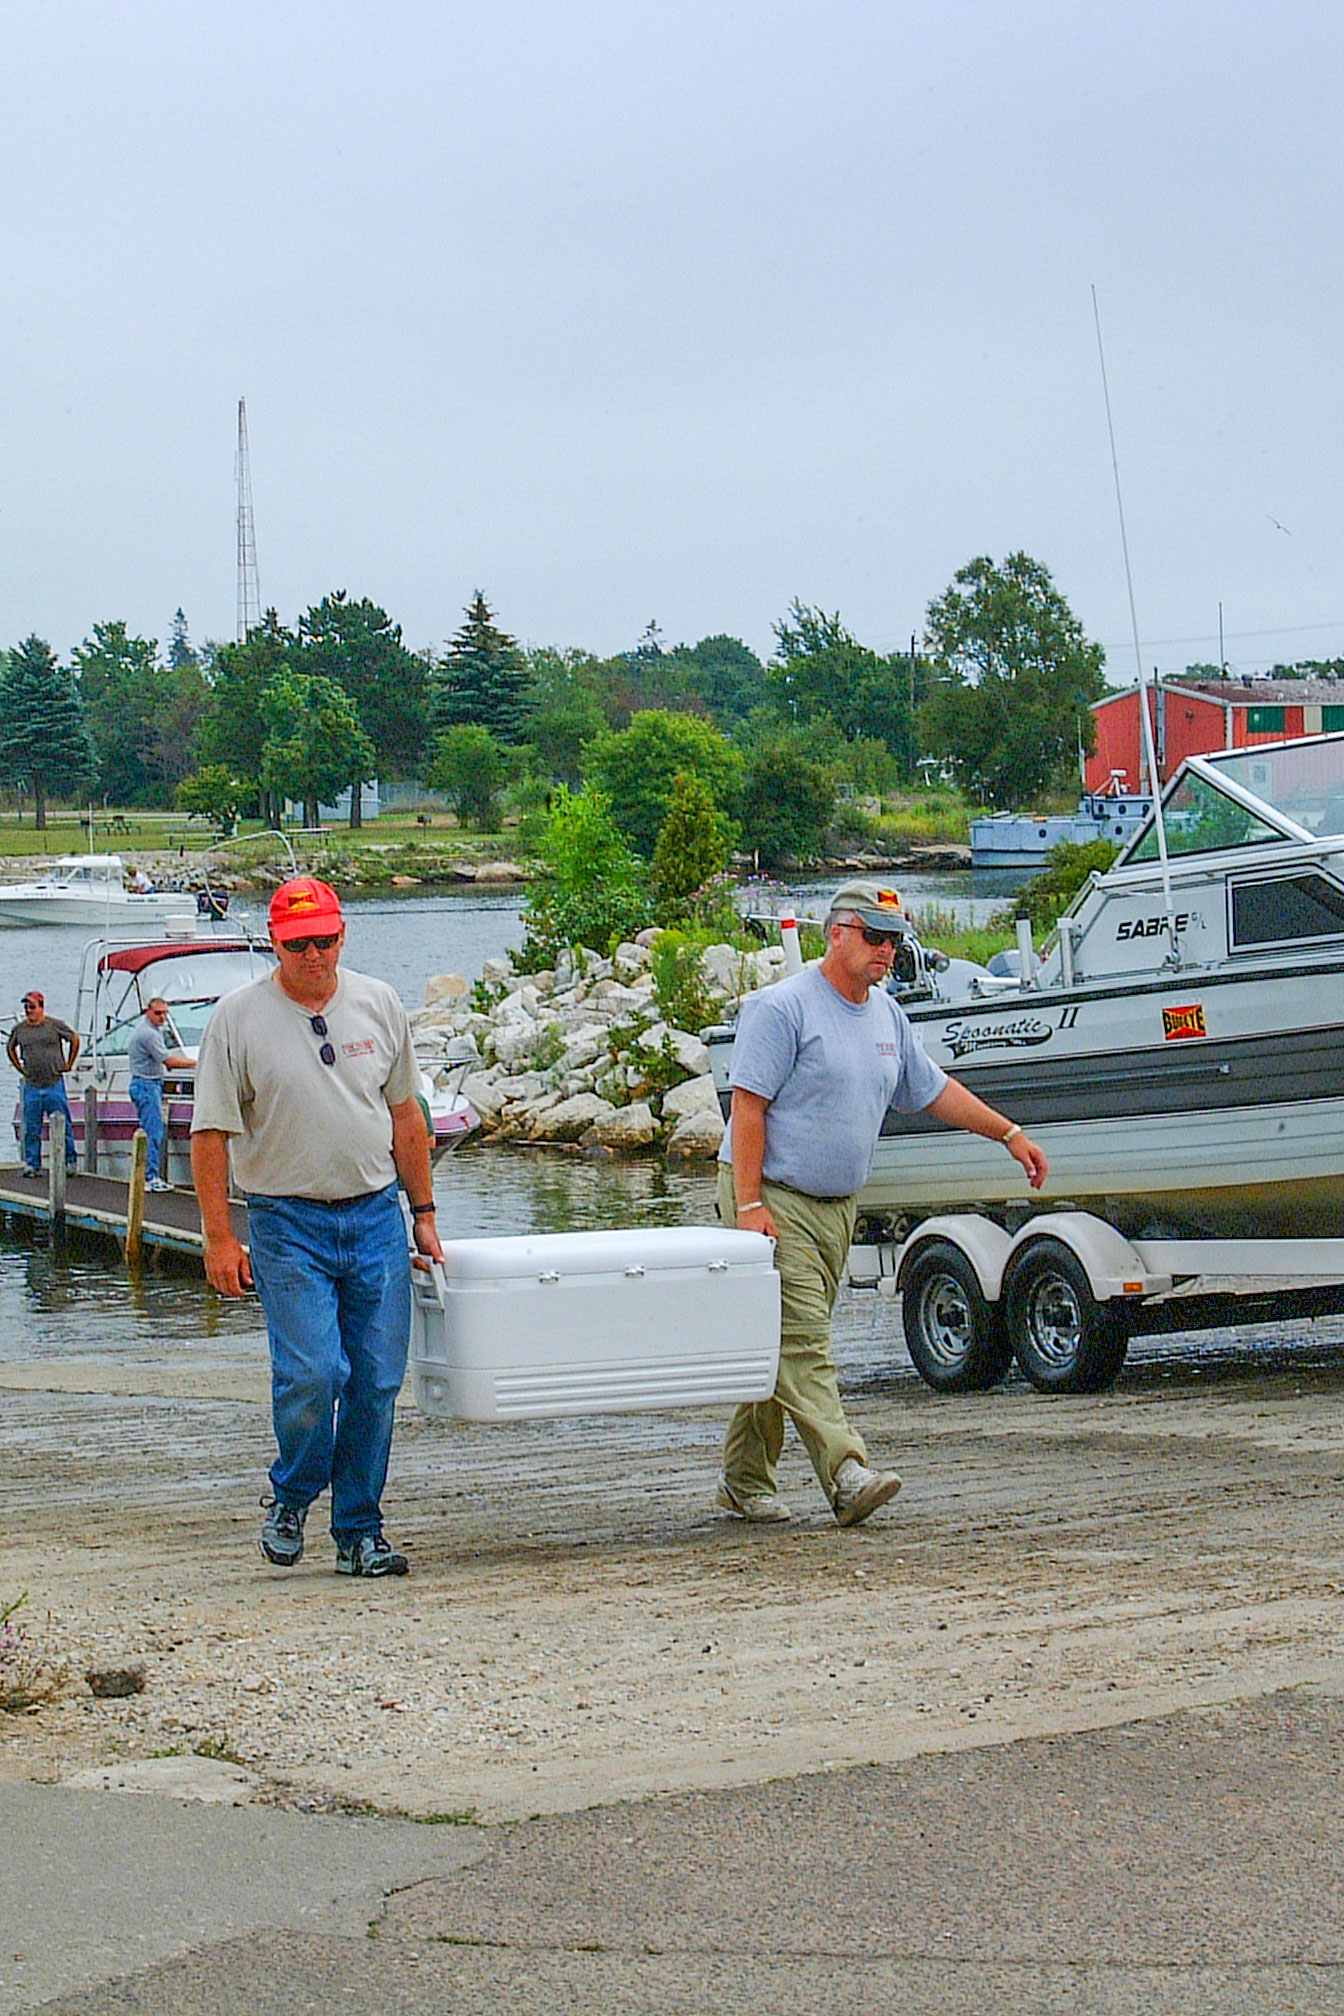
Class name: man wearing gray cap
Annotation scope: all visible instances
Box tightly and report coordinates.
[717,878,1047,1527]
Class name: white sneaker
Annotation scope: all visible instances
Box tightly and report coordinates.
[832,1458,902,1528]
[715,1478,792,1524]
[146,1177,172,1193]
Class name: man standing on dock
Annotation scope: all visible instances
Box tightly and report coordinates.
[717,878,1047,1528]
[128,998,192,1192]
[191,876,443,1579]
[7,990,79,1178]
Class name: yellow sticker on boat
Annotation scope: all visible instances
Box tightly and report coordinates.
[1162,1003,1207,1040]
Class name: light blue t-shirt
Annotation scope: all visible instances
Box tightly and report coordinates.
[127,1020,169,1081]
[719,966,948,1198]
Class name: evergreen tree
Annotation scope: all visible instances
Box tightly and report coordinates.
[167,608,199,671]
[651,772,732,915]
[70,619,205,806]
[434,591,527,741]
[0,635,94,828]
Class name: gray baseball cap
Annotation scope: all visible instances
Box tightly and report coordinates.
[826,878,909,931]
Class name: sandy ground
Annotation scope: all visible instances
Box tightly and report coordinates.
[3,1331,1344,1822]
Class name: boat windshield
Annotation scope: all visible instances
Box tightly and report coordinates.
[1205,733,1344,837]
[1124,768,1285,861]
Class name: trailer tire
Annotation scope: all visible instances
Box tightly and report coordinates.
[1003,1240,1129,1394]
[901,1240,1013,1393]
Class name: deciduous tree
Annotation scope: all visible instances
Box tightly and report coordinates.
[299,591,427,824]
[259,671,374,831]
[426,723,508,830]
[586,709,742,857]
[920,552,1107,808]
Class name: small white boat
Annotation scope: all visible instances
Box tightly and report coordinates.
[11,918,479,1180]
[0,855,227,929]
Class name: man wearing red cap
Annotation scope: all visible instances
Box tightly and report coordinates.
[191,876,443,1578]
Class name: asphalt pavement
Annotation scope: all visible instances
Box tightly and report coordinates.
[7,1685,1344,2015]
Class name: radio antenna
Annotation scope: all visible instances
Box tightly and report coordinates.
[1091,286,1178,961]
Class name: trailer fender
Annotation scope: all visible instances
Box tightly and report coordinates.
[1003,1213,1173,1304]
[895,1215,1015,1305]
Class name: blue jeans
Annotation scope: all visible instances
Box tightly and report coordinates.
[22,1082,77,1173]
[128,1076,165,1181]
[246,1185,412,1541]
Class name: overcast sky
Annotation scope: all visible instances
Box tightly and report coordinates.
[3,1,1340,683]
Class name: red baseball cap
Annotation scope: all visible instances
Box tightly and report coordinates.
[268,877,343,942]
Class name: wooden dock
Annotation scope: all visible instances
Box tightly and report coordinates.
[0,1165,246,1266]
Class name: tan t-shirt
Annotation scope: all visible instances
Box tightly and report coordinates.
[191,966,420,1199]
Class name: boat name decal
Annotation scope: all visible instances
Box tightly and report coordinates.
[1117,912,1192,941]
[943,1015,1055,1058]
[1162,1002,1207,1041]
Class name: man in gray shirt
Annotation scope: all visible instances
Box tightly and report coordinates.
[717,879,1047,1528]
[127,997,192,1191]
[7,989,79,1177]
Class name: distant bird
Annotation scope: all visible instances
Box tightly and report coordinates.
[1267,514,1292,535]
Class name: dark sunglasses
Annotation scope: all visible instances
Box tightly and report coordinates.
[280,933,340,953]
[845,922,902,948]
[309,1014,336,1066]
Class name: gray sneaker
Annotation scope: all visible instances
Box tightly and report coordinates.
[832,1458,902,1528]
[335,1532,409,1578]
[259,1498,307,1566]
[715,1478,792,1524]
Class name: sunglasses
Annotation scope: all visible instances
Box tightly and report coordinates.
[279,933,340,953]
[844,922,902,948]
[309,1014,336,1066]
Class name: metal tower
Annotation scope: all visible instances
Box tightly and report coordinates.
[235,398,261,641]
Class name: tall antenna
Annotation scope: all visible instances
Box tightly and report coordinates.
[235,398,261,642]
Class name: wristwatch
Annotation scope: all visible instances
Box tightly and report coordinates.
[410,1201,436,1216]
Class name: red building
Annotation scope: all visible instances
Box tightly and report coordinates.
[1086,678,1344,792]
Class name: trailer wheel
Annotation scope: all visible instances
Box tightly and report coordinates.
[1003,1241,1129,1394]
[901,1241,1012,1393]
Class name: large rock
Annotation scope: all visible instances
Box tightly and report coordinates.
[491,1018,542,1068]
[559,1022,608,1071]
[461,1071,508,1123]
[423,972,469,1007]
[665,1107,726,1159]
[480,954,515,987]
[592,1101,658,1151]
[473,860,527,881]
[527,1092,618,1142]
[614,941,651,976]
[702,943,756,996]
[636,1023,711,1075]
[661,1073,720,1120]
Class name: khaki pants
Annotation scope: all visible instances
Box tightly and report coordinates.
[718,1164,866,1502]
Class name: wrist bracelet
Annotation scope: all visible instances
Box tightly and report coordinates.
[410,1201,436,1216]
[736,1201,764,1213]
[1000,1123,1023,1146]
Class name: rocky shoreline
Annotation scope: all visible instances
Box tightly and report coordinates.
[409,932,791,1163]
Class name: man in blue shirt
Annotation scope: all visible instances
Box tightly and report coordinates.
[127,998,192,1191]
[718,879,1047,1527]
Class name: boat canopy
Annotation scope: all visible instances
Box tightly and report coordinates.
[1122,731,1344,864]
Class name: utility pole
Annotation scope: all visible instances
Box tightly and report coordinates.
[236,398,261,642]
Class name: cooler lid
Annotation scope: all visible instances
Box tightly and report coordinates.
[437,1225,772,1282]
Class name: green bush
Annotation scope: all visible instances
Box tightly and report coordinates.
[519,785,653,967]
[651,773,732,919]
[650,930,720,1034]
[1015,838,1119,930]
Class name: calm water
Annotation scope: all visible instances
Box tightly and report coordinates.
[1,877,990,1383]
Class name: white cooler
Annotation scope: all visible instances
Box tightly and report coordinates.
[408,1225,781,1421]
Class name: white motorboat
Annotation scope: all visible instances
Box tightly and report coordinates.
[0,855,228,929]
[709,732,1344,1241]
[12,918,479,1181]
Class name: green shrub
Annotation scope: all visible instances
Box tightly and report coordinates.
[1015,838,1119,930]
[651,773,732,919]
[520,785,653,966]
[650,930,719,1034]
